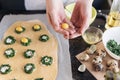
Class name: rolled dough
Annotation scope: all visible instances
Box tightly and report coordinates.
[0,20,58,80]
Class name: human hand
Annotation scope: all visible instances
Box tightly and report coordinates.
[70,0,93,39]
[46,0,75,39]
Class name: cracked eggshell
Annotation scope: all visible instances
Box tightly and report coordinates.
[78,64,86,72]
[86,45,97,55]
[113,67,120,73]
[80,53,90,61]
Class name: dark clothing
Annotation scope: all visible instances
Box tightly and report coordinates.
[0,0,109,10]
[0,0,25,10]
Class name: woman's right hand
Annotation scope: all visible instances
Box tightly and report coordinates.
[46,0,75,39]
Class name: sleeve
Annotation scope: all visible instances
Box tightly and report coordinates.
[0,0,25,10]
[25,0,46,10]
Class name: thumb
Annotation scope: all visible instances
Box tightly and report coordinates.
[78,15,90,34]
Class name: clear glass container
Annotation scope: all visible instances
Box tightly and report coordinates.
[82,27,103,44]
[105,0,120,29]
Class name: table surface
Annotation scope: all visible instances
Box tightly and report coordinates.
[0,10,109,80]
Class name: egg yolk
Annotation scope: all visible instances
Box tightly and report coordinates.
[61,23,69,29]
[21,38,28,43]
[34,24,40,30]
[16,26,23,32]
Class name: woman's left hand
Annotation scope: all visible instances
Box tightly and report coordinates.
[70,0,93,39]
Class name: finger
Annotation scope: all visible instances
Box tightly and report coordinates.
[78,15,90,34]
[67,28,76,35]
[78,6,92,34]
[48,12,70,37]
[69,32,81,39]
[53,26,70,38]
[64,35,69,39]
[49,12,60,29]
[64,18,75,29]
[46,13,53,26]
[57,28,69,35]
[63,18,76,35]
[48,12,67,34]
[70,3,79,24]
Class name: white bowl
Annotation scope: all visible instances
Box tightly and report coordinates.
[102,27,120,60]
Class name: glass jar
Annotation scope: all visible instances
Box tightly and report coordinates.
[105,0,120,29]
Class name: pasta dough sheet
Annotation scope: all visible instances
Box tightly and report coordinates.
[0,20,58,80]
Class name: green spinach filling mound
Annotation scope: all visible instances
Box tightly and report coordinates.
[15,26,25,34]
[24,63,35,74]
[4,36,16,45]
[32,24,41,31]
[24,49,35,58]
[35,78,44,80]
[4,48,15,58]
[0,64,12,74]
[107,40,120,56]
[20,37,31,46]
[39,34,49,42]
[41,56,53,66]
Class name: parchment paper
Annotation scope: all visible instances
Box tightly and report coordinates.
[0,14,73,80]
